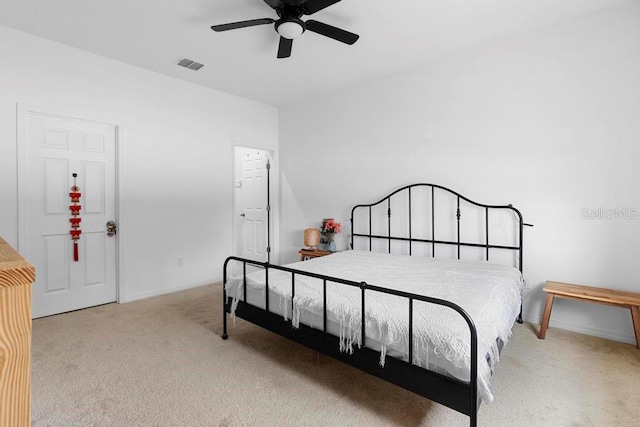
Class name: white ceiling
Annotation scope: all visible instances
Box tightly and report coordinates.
[0,0,629,106]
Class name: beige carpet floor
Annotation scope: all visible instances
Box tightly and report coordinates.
[32,283,640,426]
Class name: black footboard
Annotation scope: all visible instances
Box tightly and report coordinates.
[222,257,480,427]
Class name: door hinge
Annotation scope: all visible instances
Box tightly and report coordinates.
[266,205,271,212]
[266,246,271,253]
[266,161,271,170]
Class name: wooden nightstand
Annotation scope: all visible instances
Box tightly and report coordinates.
[298,249,332,261]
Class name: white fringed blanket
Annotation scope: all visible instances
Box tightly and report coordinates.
[225,250,525,403]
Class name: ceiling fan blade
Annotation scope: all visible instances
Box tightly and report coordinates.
[211,18,275,32]
[300,0,341,15]
[277,37,293,58]
[263,0,284,9]
[305,20,359,45]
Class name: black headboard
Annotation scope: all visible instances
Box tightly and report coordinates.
[350,183,529,273]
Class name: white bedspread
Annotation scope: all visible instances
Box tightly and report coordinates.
[225,250,525,403]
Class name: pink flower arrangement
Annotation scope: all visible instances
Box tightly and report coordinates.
[322,218,341,234]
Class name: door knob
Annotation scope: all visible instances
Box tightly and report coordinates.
[240,213,245,217]
[106,220,117,237]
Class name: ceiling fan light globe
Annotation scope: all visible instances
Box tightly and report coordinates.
[277,21,304,39]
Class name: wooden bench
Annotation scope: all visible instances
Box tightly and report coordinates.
[538,281,640,348]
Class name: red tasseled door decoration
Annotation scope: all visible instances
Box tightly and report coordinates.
[69,173,82,262]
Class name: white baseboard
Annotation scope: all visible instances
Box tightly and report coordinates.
[120,279,215,303]
[522,313,636,346]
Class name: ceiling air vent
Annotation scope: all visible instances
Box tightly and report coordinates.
[176,57,205,71]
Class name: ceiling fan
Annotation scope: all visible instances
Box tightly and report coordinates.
[211,0,359,59]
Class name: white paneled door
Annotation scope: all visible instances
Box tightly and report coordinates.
[237,147,269,263]
[21,112,117,318]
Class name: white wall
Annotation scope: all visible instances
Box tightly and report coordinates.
[0,25,278,302]
[279,2,640,343]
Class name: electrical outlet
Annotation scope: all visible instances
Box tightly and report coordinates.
[177,257,184,268]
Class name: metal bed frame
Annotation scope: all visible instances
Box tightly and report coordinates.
[222,183,530,427]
